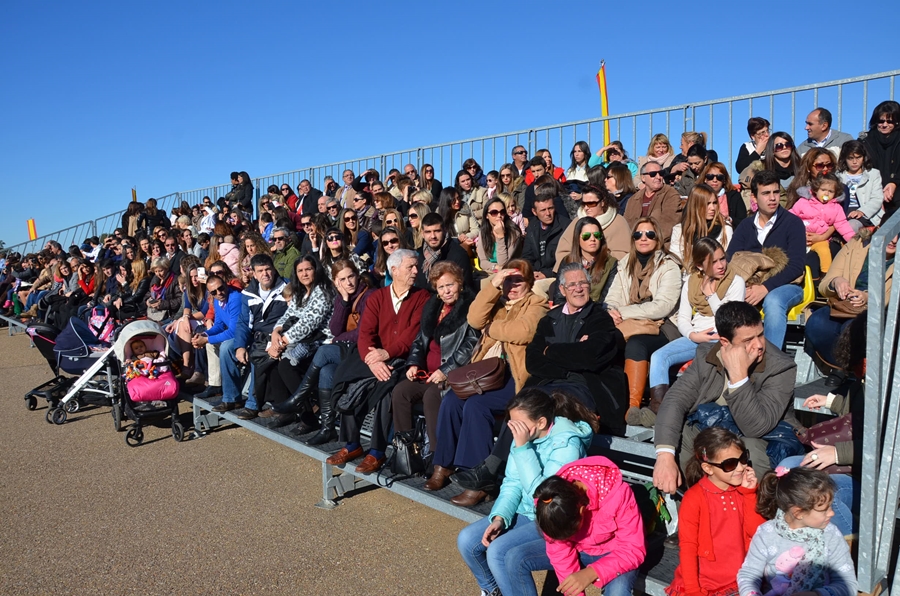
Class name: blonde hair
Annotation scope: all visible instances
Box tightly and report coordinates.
[646,134,674,157]
[679,184,728,268]
[681,131,707,147]
[411,190,433,205]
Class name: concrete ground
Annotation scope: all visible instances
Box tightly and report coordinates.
[0,331,494,595]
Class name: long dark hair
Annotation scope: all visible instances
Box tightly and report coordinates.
[684,427,746,487]
[374,226,407,276]
[289,255,332,305]
[756,467,836,520]
[437,188,462,229]
[534,476,590,540]
[506,388,600,434]
[763,132,800,174]
[479,197,522,260]
[562,217,611,288]
[569,140,591,171]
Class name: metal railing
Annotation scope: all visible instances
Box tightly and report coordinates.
[859,210,900,594]
[6,69,899,257]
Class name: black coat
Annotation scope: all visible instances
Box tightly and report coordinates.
[300,188,324,217]
[520,212,570,278]
[414,238,475,291]
[525,301,627,436]
[725,189,748,227]
[406,290,478,375]
[137,210,170,232]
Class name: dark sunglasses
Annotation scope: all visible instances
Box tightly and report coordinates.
[705,449,750,472]
[582,200,600,208]
[208,287,226,296]
[210,269,226,276]
[302,222,314,228]
[327,204,340,210]
[643,171,663,178]
[632,230,658,240]
[281,187,289,191]
[487,209,506,217]
[272,236,287,242]
[705,174,727,182]
[344,216,358,222]
[408,213,419,219]
[383,238,400,246]
[878,119,895,125]
[581,231,603,241]
[326,234,343,242]
[812,162,834,171]
[774,141,793,151]
[513,150,527,155]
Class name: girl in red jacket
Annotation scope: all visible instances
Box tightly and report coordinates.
[667,427,766,596]
[533,456,646,596]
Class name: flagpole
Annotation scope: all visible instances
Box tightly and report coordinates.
[597,60,611,146]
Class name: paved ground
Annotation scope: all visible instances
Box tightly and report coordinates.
[0,331,505,595]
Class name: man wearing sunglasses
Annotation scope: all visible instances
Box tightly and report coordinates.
[270,227,300,281]
[512,145,529,177]
[191,275,242,399]
[624,162,682,248]
[652,301,799,495]
[798,107,853,157]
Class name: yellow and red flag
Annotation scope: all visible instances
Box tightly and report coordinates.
[596,60,610,145]
[27,219,37,241]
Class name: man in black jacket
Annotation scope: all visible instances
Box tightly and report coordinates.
[414,213,474,291]
[297,179,324,217]
[520,189,571,286]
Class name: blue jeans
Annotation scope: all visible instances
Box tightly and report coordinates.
[458,515,544,595]
[804,307,852,367]
[311,344,343,389]
[778,455,859,535]
[26,290,48,310]
[762,284,804,349]
[220,339,255,406]
[649,337,704,387]
[511,549,638,596]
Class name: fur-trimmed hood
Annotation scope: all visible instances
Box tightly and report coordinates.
[420,288,476,340]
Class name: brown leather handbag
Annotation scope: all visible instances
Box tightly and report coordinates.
[827,297,866,320]
[447,338,507,399]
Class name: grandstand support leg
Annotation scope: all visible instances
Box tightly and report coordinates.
[192,402,222,435]
[316,464,363,510]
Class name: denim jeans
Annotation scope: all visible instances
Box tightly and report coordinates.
[778,455,859,535]
[761,284,804,349]
[508,545,638,596]
[804,307,852,367]
[457,515,544,595]
[649,336,704,387]
[311,344,343,389]
[26,289,48,310]
[220,339,255,406]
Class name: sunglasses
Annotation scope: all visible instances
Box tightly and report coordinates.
[424,169,434,173]
[705,449,750,472]
[302,222,313,228]
[705,174,727,182]
[210,270,225,276]
[326,234,343,242]
[281,187,289,191]
[487,209,505,217]
[383,238,400,246]
[643,171,663,178]
[273,236,287,242]
[408,213,419,220]
[344,216,358,222]
[385,219,398,225]
[328,205,339,210]
[774,141,793,151]
[209,287,226,296]
[632,230,658,240]
[582,200,600,208]
[581,231,603,241]
[878,119,895,125]
[513,150,527,155]
[812,162,834,171]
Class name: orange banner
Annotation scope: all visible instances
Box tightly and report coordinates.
[596,61,610,145]
[27,219,37,241]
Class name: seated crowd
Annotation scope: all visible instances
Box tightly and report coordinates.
[2,101,897,596]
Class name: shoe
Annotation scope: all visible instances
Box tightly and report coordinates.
[194,385,222,399]
[306,388,338,446]
[639,384,668,428]
[184,371,206,387]
[288,410,320,435]
[423,465,454,491]
[355,454,386,474]
[325,446,364,466]
[211,401,236,413]
[625,406,642,426]
[479,589,501,596]
[257,407,279,419]
[233,407,259,420]
[451,462,498,492]
[273,363,321,414]
[624,359,649,414]
[450,489,493,508]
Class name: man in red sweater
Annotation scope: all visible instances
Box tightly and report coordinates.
[325,249,430,474]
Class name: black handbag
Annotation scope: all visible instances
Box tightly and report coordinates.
[379,417,427,487]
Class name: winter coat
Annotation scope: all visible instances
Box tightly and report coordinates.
[839,169,885,225]
[205,286,243,344]
[543,457,646,590]
[604,252,682,321]
[463,187,489,225]
[218,242,240,277]
[727,207,806,292]
[820,236,894,301]
[521,213,572,278]
[234,278,288,350]
[451,203,479,238]
[555,212,631,267]
[622,184,683,248]
[274,284,334,345]
[272,245,301,281]
[405,290,479,376]
[789,188,855,242]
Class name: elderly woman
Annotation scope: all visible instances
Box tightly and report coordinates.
[605,217,682,423]
[431,258,548,505]
[476,197,523,274]
[391,262,478,490]
[145,258,184,323]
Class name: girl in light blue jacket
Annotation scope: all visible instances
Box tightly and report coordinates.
[457,387,598,596]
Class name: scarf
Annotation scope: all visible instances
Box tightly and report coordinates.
[150,272,175,302]
[422,241,443,276]
[773,510,828,594]
[717,189,730,219]
[596,205,617,229]
[628,252,658,306]
[868,129,900,183]
[687,265,738,316]
[773,161,795,182]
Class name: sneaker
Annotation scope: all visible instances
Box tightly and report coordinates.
[233,407,259,420]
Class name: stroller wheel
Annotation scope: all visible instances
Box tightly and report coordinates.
[112,403,123,432]
[64,399,81,414]
[45,408,56,424]
[25,396,37,411]
[172,421,185,442]
[51,408,67,425]
[125,427,144,447]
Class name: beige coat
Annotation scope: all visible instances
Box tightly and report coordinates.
[465,187,489,226]
[467,284,548,392]
[821,237,894,301]
[335,185,357,208]
[605,252,683,321]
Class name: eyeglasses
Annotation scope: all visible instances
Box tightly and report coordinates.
[705,449,750,472]
[383,238,400,246]
[705,174,727,182]
[487,209,505,217]
[344,216,358,222]
[774,141,793,151]
[581,231,603,241]
[302,222,313,228]
[209,287,226,296]
[581,200,600,208]
[812,162,834,171]
[408,213,419,220]
[384,219,398,225]
[643,171,663,178]
[273,236,287,242]
[632,230,658,240]
[563,280,590,290]
[326,234,343,242]
[424,169,434,173]
[165,243,177,248]
[513,150,527,155]
[500,173,512,178]
[606,174,616,180]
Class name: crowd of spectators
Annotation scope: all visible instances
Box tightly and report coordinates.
[2,100,898,596]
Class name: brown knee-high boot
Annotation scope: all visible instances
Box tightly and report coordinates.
[640,384,669,428]
[624,359,649,425]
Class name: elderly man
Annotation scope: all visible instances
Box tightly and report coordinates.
[512,145,529,177]
[623,161,682,247]
[414,213,474,290]
[798,107,854,156]
[191,274,243,399]
[652,302,798,493]
[335,169,357,208]
[403,163,419,186]
[325,249,430,474]
[270,227,300,281]
[213,254,288,418]
[298,179,324,216]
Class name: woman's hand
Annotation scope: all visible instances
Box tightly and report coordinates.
[608,308,623,325]
[689,329,719,343]
[406,365,419,382]
[164,321,176,333]
[113,298,123,309]
[848,210,865,220]
[116,273,127,285]
[491,268,518,289]
[558,567,599,596]
[427,370,447,384]
[508,418,532,448]
[847,289,868,308]
[491,219,505,238]
[481,517,505,547]
[670,162,689,174]
[885,182,896,203]
[266,342,282,359]
[802,442,838,469]
[803,394,830,410]
[831,277,852,300]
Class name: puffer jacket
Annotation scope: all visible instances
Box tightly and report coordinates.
[604,252,682,321]
[406,290,478,376]
[544,457,646,590]
[218,242,240,276]
[789,187,855,241]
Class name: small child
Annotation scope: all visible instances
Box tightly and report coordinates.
[533,456,646,596]
[789,173,855,274]
[124,338,169,380]
[667,428,765,596]
[837,140,885,232]
[737,466,857,596]
[499,192,527,235]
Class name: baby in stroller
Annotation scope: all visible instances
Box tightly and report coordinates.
[123,338,170,382]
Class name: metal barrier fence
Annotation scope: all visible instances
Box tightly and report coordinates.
[859,210,900,594]
[7,69,897,256]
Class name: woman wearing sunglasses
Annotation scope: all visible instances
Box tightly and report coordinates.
[419,163,443,202]
[556,185,631,265]
[406,203,430,250]
[320,228,364,281]
[670,184,733,273]
[605,217,682,424]
[739,132,801,210]
[338,208,373,261]
[786,147,838,208]
[553,217,617,305]
[476,197,523,275]
[391,261,478,491]
[863,100,900,217]
[697,162,747,227]
[371,226,407,287]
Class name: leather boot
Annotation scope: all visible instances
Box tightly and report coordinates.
[305,388,337,446]
[640,384,668,428]
[273,364,321,415]
[624,359,649,425]
[423,465,454,491]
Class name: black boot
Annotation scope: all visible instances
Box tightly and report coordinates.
[273,364,321,415]
[305,388,337,446]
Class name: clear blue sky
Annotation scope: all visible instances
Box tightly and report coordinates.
[1,0,896,247]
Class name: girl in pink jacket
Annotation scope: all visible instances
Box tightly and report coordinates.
[533,456,646,596]
[789,173,855,273]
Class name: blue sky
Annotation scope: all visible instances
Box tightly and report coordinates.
[1,0,897,248]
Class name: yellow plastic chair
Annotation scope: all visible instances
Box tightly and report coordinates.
[787,266,815,323]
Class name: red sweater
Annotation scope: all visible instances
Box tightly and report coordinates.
[357,285,429,361]
[667,477,764,596]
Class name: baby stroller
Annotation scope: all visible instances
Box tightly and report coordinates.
[112,319,186,446]
[30,317,119,425]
